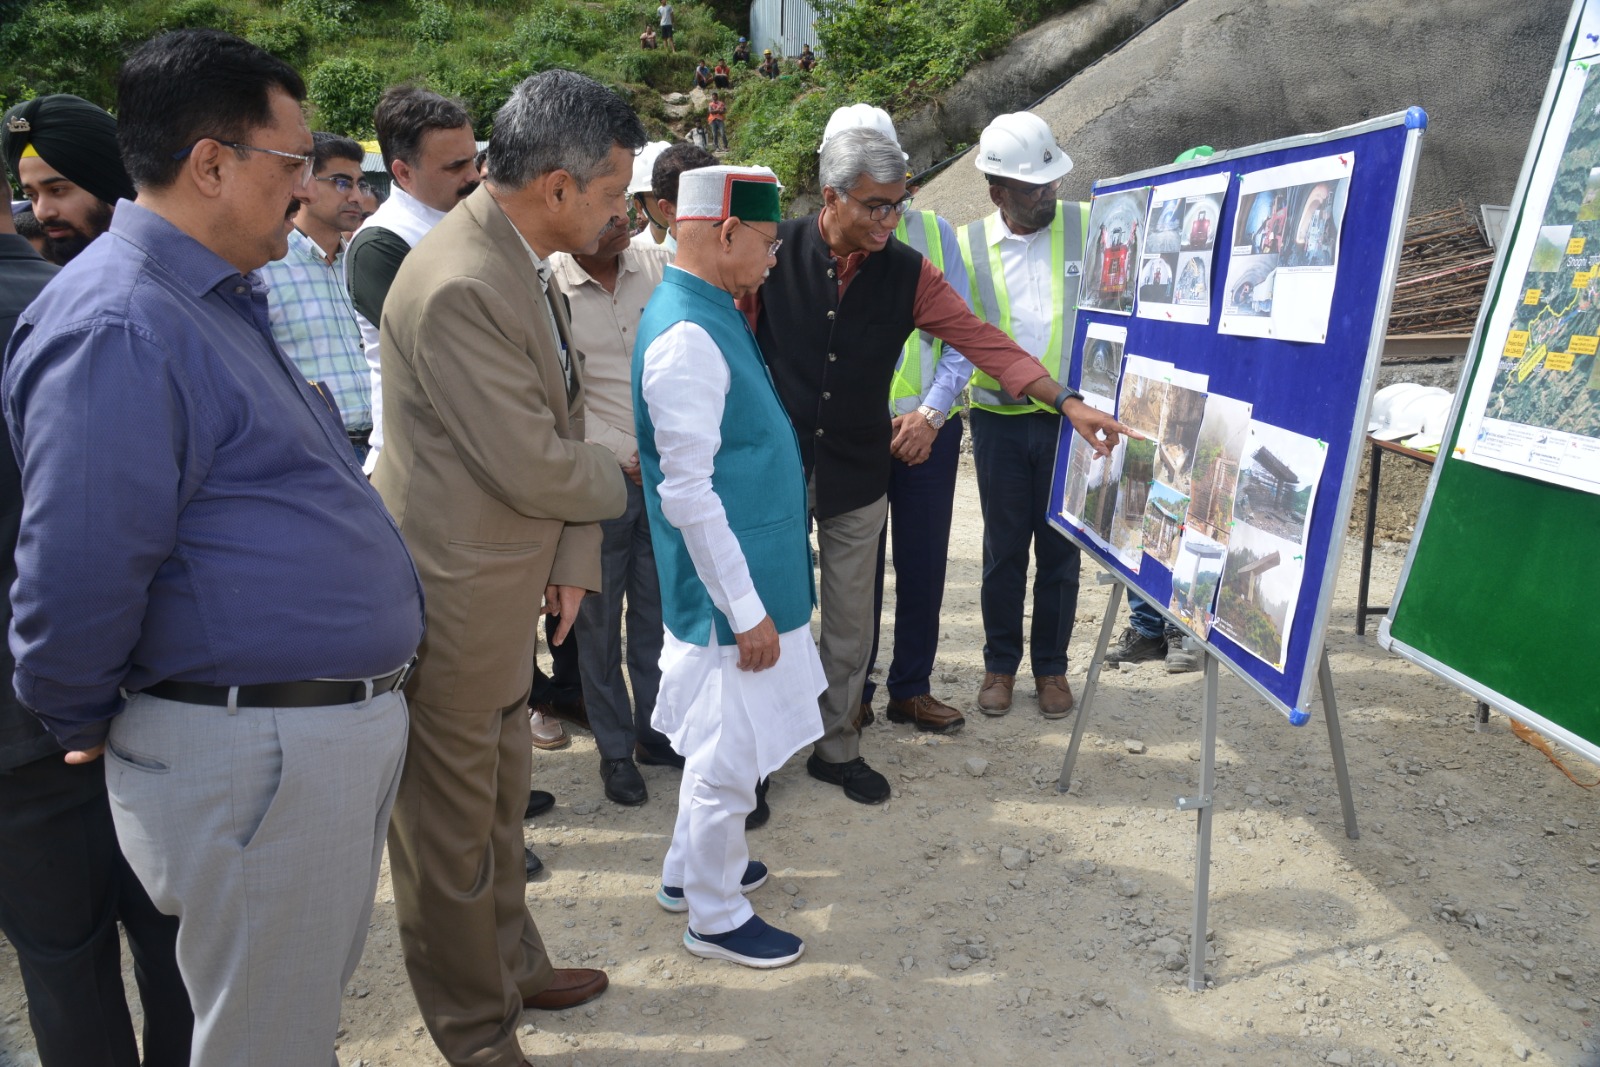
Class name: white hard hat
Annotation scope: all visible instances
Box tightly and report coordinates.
[818,103,908,161]
[974,112,1072,184]
[629,141,672,195]
[1369,383,1450,442]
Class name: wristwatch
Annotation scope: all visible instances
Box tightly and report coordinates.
[916,404,947,430]
[1052,385,1084,413]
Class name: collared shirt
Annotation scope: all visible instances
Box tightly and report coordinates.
[261,227,371,432]
[510,220,573,389]
[550,242,670,464]
[3,201,426,752]
[989,212,1058,359]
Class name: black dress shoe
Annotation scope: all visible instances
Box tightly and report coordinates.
[601,757,648,806]
[634,740,686,769]
[745,776,771,829]
[525,789,555,819]
[806,753,890,804]
[524,846,543,880]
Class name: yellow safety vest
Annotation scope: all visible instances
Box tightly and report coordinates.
[889,209,948,416]
[955,201,1088,414]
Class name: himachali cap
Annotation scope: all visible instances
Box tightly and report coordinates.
[675,165,782,223]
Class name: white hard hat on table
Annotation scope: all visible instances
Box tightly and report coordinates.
[974,112,1072,184]
[818,103,908,161]
[629,140,672,195]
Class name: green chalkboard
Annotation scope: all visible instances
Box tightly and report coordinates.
[1382,0,1600,766]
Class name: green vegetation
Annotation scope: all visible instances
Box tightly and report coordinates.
[2,0,1093,196]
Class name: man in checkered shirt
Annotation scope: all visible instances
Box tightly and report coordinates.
[261,131,373,459]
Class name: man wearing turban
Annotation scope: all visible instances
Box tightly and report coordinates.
[2,94,135,265]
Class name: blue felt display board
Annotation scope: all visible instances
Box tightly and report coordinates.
[1047,110,1426,723]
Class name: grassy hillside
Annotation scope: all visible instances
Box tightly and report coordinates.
[1,0,1091,195]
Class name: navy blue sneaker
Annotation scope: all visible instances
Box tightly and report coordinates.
[683,915,804,968]
[657,860,768,913]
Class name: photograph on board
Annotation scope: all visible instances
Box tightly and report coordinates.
[1079,437,1126,544]
[1078,321,1126,400]
[1141,481,1190,572]
[1137,254,1177,305]
[1184,393,1253,544]
[1138,173,1227,326]
[1080,188,1149,315]
[1058,393,1116,536]
[1169,527,1226,638]
[1221,152,1354,343]
[1212,520,1305,671]
[1120,373,1209,495]
[1233,420,1328,545]
[1108,436,1156,571]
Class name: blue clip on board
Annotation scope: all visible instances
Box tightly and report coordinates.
[1047,109,1427,724]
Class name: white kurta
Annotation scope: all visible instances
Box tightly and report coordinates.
[640,319,825,781]
[640,316,825,934]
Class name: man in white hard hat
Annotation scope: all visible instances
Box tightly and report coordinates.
[955,111,1089,720]
[630,140,673,251]
[817,105,972,736]
[744,124,1132,808]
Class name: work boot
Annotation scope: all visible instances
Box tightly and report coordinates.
[1103,626,1167,667]
[1034,674,1076,719]
[976,672,1015,716]
[1164,630,1202,674]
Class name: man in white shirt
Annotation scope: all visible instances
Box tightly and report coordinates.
[955,112,1089,720]
[633,165,824,968]
[550,222,676,806]
[346,86,479,474]
[656,2,675,51]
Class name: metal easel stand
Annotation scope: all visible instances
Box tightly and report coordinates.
[1059,580,1360,992]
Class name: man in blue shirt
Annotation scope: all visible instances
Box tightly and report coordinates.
[3,29,425,1067]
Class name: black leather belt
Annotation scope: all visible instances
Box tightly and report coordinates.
[139,659,413,708]
[349,428,372,448]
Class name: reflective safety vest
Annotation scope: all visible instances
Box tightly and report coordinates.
[889,210,949,416]
[956,201,1088,414]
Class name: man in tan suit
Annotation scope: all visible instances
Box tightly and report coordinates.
[373,70,645,1067]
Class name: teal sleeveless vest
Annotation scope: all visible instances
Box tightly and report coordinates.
[632,268,815,646]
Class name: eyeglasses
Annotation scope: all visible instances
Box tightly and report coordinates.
[996,177,1061,202]
[171,138,315,185]
[743,222,783,257]
[316,175,375,196]
[838,190,913,222]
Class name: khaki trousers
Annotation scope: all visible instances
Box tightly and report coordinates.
[388,696,555,1067]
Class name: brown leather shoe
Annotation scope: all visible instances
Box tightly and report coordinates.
[853,701,875,730]
[529,707,569,750]
[1034,674,1076,719]
[522,967,608,1010]
[886,693,965,734]
[976,672,1014,716]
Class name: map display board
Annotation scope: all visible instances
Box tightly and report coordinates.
[1383,0,1600,769]
[1454,46,1600,494]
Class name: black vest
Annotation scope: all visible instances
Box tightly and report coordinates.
[755,216,921,519]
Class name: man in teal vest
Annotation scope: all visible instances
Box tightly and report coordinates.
[956,111,1088,720]
[633,165,825,969]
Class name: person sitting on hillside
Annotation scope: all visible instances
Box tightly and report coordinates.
[713,60,731,88]
[641,25,658,49]
[733,37,751,64]
[758,50,780,79]
[694,60,713,89]
[797,44,816,72]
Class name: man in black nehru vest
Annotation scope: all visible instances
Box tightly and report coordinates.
[744,126,1131,806]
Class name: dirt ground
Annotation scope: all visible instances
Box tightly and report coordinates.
[2,453,1597,1067]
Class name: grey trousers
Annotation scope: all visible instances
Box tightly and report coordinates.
[106,689,408,1067]
[574,479,670,761]
[810,486,890,764]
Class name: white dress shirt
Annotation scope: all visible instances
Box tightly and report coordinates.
[994,215,1057,360]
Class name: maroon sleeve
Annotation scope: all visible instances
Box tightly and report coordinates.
[910,257,1053,398]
